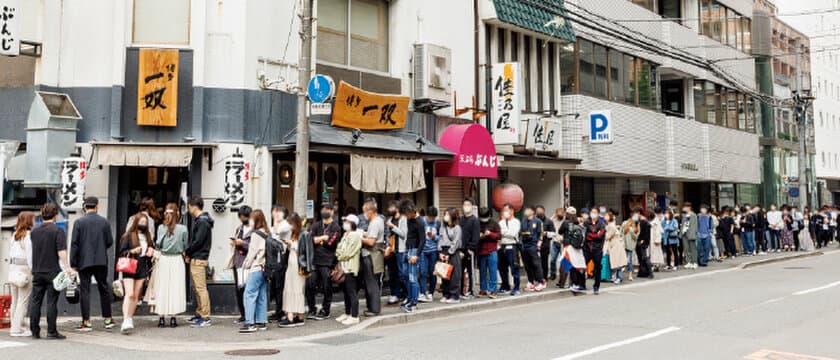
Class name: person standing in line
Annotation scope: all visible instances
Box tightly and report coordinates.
[29,203,73,340]
[8,212,34,337]
[438,208,463,304]
[709,208,722,262]
[756,206,769,254]
[562,208,587,293]
[741,205,757,256]
[418,207,440,303]
[662,210,680,271]
[829,207,837,245]
[549,208,567,284]
[634,209,653,279]
[791,206,803,251]
[621,214,640,281]
[335,214,363,325]
[154,204,188,328]
[239,210,270,333]
[800,208,816,251]
[400,200,426,313]
[719,207,737,259]
[583,208,607,294]
[384,200,405,305]
[307,204,342,320]
[278,214,311,328]
[477,207,501,298]
[270,206,291,321]
[228,206,253,324]
[185,196,214,327]
[459,197,481,299]
[648,209,665,271]
[536,205,555,285]
[70,196,115,331]
[780,206,795,251]
[766,204,783,253]
[360,200,385,316]
[520,205,545,292]
[696,205,714,267]
[127,197,161,241]
[118,214,156,333]
[604,210,627,284]
[681,203,699,269]
[497,204,521,295]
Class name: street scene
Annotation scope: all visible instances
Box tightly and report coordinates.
[2,0,840,359]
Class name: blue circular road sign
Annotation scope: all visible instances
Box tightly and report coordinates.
[307,75,334,104]
[789,188,800,198]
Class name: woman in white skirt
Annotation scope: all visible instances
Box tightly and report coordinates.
[154,203,188,328]
[278,214,309,328]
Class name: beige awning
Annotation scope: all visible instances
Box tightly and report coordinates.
[350,154,425,193]
[96,145,193,167]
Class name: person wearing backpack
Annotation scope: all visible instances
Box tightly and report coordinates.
[228,206,253,324]
[269,206,291,321]
[239,210,269,333]
[560,208,587,293]
[497,204,521,295]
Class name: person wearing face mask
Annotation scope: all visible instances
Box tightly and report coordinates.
[662,210,680,270]
[648,209,665,272]
[459,197,481,299]
[766,204,783,253]
[549,208,567,284]
[335,215,363,325]
[269,205,291,321]
[477,207,501,298]
[780,206,795,251]
[306,204,342,320]
[680,203,699,269]
[620,212,640,281]
[385,200,409,306]
[635,209,653,279]
[399,200,427,313]
[239,210,270,333]
[497,204,521,295]
[520,205,545,292]
[535,205,555,285]
[696,205,714,267]
[227,206,253,324]
[583,208,606,294]
[418,207,440,303]
[604,210,627,284]
[119,213,156,333]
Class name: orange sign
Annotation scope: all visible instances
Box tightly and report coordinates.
[331,81,409,130]
[137,48,179,127]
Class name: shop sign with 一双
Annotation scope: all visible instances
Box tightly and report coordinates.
[60,157,86,210]
[137,48,179,127]
[331,81,409,130]
[0,0,19,56]
[224,157,250,208]
[525,118,562,153]
[491,63,521,145]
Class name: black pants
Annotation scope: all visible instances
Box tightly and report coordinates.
[793,230,801,251]
[461,251,475,296]
[232,268,246,318]
[271,267,287,316]
[723,234,736,257]
[497,246,520,292]
[441,253,462,300]
[306,265,333,313]
[756,229,767,251]
[570,268,586,290]
[359,256,381,314]
[539,246,551,279]
[343,273,359,317]
[30,271,60,336]
[665,243,679,266]
[583,246,603,291]
[635,244,652,278]
[521,245,544,284]
[79,266,112,321]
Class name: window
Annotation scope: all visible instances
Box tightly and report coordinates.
[738,94,747,130]
[594,45,608,98]
[579,40,595,96]
[524,35,532,111]
[625,54,637,105]
[700,0,749,53]
[637,60,653,109]
[631,0,656,12]
[559,43,575,95]
[497,27,506,63]
[317,0,389,72]
[133,0,190,45]
[694,82,706,123]
[537,39,545,111]
[610,50,624,102]
[711,2,725,43]
[727,9,738,48]
[701,0,713,38]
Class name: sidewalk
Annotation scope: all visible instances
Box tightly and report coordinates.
[48,249,831,353]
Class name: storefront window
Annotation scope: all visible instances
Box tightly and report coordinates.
[610,50,624,102]
[579,40,595,96]
[594,45,608,99]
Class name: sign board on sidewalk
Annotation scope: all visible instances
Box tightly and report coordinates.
[491,62,521,145]
[0,0,20,56]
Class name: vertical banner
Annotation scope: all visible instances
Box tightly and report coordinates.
[491,62,521,145]
[525,118,562,153]
[137,48,179,126]
[0,0,19,56]
[224,156,250,208]
[60,157,86,210]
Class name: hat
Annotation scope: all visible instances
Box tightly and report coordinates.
[83,196,99,208]
[321,203,334,210]
[343,214,360,225]
[566,207,577,215]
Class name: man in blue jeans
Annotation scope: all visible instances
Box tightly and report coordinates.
[385,201,406,305]
[399,200,426,313]
[477,207,501,298]
[418,207,439,302]
[696,204,714,267]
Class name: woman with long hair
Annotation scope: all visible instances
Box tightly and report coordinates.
[154,204,188,328]
[7,211,35,337]
[662,210,680,271]
[604,211,627,284]
[438,208,462,304]
[239,209,270,333]
[127,197,160,240]
[119,213,155,333]
[278,213,308,328]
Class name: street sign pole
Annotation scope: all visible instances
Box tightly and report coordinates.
[293,0,314,217]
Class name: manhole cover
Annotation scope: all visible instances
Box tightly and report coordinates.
[223,349,281,356]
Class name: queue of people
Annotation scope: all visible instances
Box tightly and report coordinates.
[5,196,834,339]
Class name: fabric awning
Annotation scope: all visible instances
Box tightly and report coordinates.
[492,0,576,43]
[96,145,193,167]
[350,154,426,193]
[435,124,498,179]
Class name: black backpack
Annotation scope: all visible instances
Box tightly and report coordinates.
[255,230,285,276]
[567,224,585,249]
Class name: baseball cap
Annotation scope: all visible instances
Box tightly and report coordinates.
[83,196,99,208]
[343,214,360,225]
[566,207,577,215]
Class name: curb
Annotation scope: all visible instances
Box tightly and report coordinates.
[737,251,825,269]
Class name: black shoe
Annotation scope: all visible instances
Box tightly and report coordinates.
[234,316,246,324]
[549,274,557,281]
[239,324,258,334]
[158,318,166,328]
[170,317,178,328]
[594,288,600,295]
[46,332,66,340]
[31,332,41,339]
[314,309,330,320]
[256,323,268,331]
[305,311,318,320]
[363,310,379,317]
[278,318,304,328]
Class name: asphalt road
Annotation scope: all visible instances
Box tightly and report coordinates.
[3,251,839,360]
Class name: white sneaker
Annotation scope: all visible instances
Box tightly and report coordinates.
[336,314,349,323]
[418,294,431,303]
[121,318,134,333]
[10,330,32,337]
[387,296,399,304]
[341,317,360,326]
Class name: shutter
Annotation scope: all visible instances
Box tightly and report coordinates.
[438,177,465,211]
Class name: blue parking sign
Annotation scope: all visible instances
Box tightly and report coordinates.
[589,110,613,144]
[307,74,334,104]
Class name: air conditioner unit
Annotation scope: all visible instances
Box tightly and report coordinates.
[414,43,452,102]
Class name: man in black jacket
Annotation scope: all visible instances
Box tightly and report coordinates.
[306,204,342,320]
[70,197,115,331]
[535,206,555,282]
[186,196,214,327]
[459,197,480,299]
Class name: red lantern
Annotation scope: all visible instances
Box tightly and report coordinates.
[492,183,524,212]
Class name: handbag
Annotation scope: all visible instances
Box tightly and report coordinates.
[116,257,138,275]
[8,268,31,287]
[112,272,124,298]
[434,261,453,280]
[330,267,345,285]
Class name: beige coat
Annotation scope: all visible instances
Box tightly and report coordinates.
[605,223,628,270]
[649,218,665,265]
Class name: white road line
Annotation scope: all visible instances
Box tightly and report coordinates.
[0,340,28,349]
[551,326,681,360]
[793,280,840,296]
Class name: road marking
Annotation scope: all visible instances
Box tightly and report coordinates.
[551,326,681,360]
[793,280,840,296]
[0,340,28,349]
[744,349,837,360]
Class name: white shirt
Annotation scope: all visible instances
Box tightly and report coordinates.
[499,217,521,245]
[767,210,783,229]
[9,231,33,267]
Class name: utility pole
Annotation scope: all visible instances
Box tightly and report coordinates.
[293,0,314,216]
[795,92,814,209]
